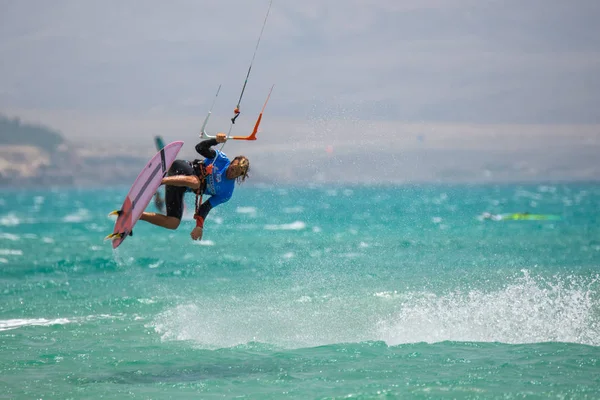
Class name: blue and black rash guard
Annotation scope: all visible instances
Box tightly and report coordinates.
[193,139,235,221]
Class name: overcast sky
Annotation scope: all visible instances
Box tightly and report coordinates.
[1,0,599,150]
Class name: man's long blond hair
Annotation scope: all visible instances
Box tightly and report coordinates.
[233,156,250,183]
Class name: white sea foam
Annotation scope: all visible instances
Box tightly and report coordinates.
[1,213,20,226]
[264,221,306,231]
[195,239,215,246]
[377,270,600,347]
[0,318,71,331]
[63,208,91,223]
[374,291,402,299]
[237,206,257,214]
[85,223,104,232]
[151,294,371,350]
[0,233,19,241]
[0,249,23,256]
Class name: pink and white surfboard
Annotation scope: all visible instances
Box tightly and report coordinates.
[109,141,184,248]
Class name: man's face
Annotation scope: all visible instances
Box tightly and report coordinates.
[226,158,245,180]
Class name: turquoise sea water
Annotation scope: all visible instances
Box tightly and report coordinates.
[1,183,599,399]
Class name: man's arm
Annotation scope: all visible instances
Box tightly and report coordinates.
[190,200,213,241]
[195,199,213,221]
[195,138,218,159]
[161,175,200,190]
[195,133,228,158]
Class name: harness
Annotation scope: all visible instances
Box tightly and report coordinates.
[191,160,213,227]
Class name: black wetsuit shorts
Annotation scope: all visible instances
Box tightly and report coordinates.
[165,160,194,220]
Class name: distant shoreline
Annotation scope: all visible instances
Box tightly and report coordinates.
[1,179,599,192]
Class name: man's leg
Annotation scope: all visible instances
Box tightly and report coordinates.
[140,160,192,231]
[140,176,187,230]
[140,212,180,229]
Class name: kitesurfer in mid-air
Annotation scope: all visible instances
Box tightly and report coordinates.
[139,133,249,241]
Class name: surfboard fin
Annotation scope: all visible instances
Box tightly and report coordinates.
[104,232,124,241]
[108,210,122,217]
